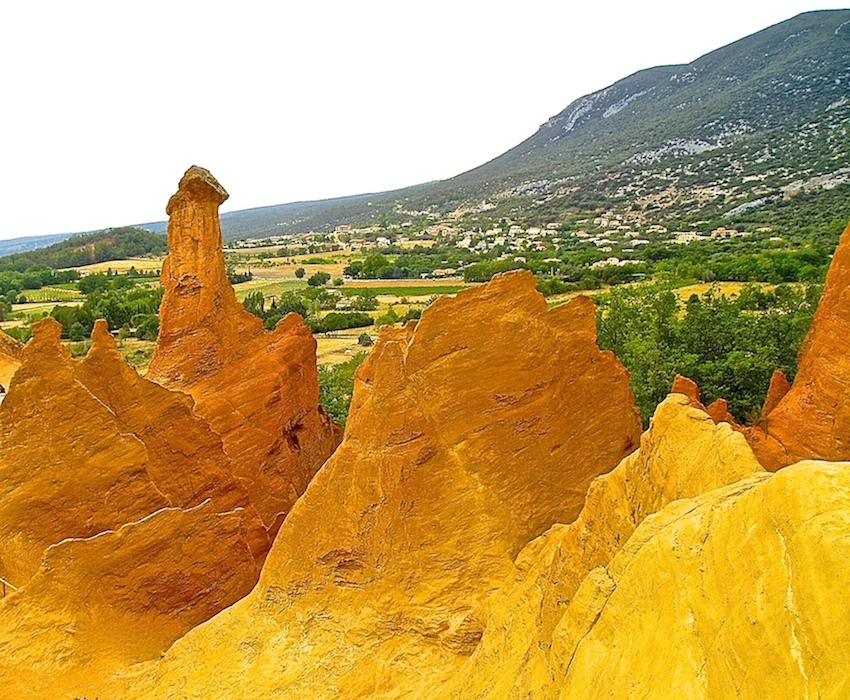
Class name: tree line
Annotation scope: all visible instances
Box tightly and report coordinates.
[595,283,821,424]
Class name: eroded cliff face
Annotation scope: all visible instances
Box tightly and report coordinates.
[0,502,260,699]
[0,318,268,696]
[136,270,643,699]
[0,328,22,389]
[148,166,341,525]
[556,461,850,699]
[2,166,849,699]
[420,394,765,699]
[129,267,850,700]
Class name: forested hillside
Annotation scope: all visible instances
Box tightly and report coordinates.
[0,227,165,271]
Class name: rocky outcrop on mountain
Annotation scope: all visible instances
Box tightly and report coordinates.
[148,166,341,525]
[135,270,643,699]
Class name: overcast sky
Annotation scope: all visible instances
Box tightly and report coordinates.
[1,1,847,239]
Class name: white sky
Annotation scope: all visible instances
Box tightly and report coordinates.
[1,1,847,239]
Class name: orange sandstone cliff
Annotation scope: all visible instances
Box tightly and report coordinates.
[147,166,341,525]
[2,239,850,699]
[135,270,643,699]
[0,328,22,389]
[131,273,850,700]
[0,318,270,696]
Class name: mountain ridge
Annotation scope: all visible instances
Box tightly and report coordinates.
[9,9,850,247]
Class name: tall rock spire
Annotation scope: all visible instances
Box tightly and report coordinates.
[148,166,341,525]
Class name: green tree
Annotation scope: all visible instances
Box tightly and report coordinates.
[375,307,399,327]
[307,271,331,287]
[69,322,86,342]
[318,353,368,425]
[295,267,306,279]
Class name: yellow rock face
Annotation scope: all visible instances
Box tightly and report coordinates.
[0,319,168,584]
[557,461,850,699]
[422,394,765,699]
[135,270,643,699]
[0,319,268,698]
[0,501,259,700]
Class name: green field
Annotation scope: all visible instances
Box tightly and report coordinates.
[21,287,83,302]
[233,280,306,301]
[339,285,466,297]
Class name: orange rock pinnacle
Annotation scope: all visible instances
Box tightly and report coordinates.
[148,166,341,525]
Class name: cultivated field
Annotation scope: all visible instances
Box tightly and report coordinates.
[72,257,164,274]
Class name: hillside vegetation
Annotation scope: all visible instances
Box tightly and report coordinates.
[0,227,165,271]
[196,10,850,242]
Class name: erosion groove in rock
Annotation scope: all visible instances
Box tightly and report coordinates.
[148,166,341,525]
[0,502,259,700]
[135,269,642,699]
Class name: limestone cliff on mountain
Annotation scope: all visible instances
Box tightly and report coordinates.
[135,270,643,699]
[147,166,341,525]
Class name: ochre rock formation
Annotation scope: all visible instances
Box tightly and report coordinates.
[0,318,271,696]
[79,320,266,552]
[0,328,22,389]
[0,318,169,584]
[133,270,643,699]
[421,394,765,699]
[749,223,850,467]
[671,373,702,405]
[762,368,792,416]
[0,501,260,700]
[147,166,341,525]
[556,461,850,699]
[0,318,266,586]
